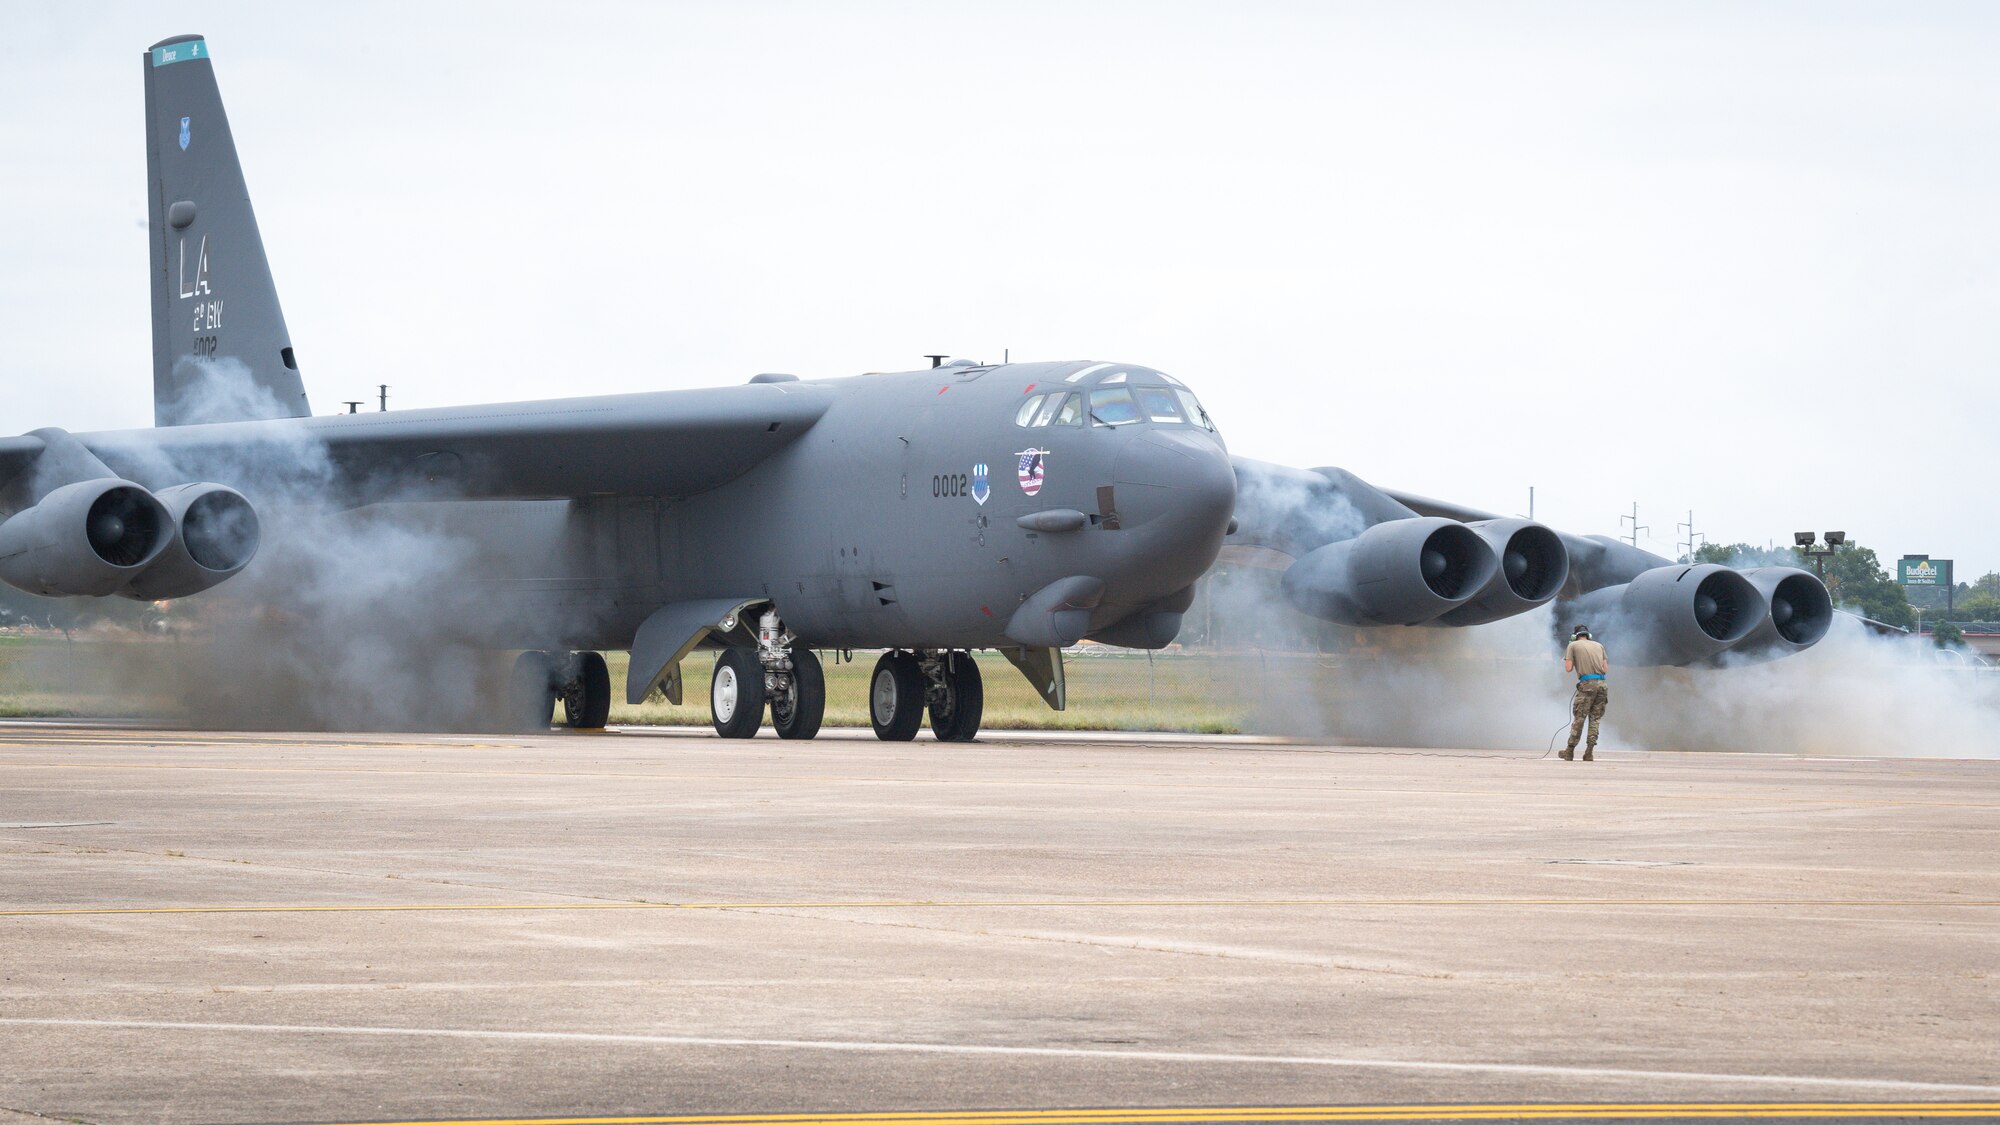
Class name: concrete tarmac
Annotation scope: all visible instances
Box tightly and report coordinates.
[0,723,1996,1124]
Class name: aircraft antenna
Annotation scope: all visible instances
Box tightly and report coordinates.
[342,401,363,414]
[1620,502,1648,549]
[924,355,948,369]
[378,384,390,411]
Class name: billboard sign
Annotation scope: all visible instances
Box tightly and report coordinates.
[1898,557,1953,587]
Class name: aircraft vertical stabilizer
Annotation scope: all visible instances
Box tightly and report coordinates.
[143,35,311,426]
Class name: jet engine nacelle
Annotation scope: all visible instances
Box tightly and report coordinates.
[122,483,262,601]
[1562,563,1764,666]
[1725,567,1833,661]
[1280,516,1498,626]
[0,479,173,597]
[1432,518,1570,627]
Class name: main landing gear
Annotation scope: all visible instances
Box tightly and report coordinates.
[709,608,826,740]
[509,650,611,731]
[869,649,982,743]
[700,609,982,743]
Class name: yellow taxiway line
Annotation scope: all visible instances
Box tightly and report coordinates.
[307,1105,2000,1124]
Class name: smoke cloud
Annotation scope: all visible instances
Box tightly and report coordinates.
[1195,565,2000,758]
[33,362,570,731]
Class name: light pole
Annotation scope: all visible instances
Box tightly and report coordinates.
[1793,530,1845,584]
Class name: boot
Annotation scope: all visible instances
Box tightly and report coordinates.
[1559,749,1573,761]
[1582,748,1595,761]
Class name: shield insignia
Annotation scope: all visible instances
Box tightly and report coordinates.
[1015,448,1048,497]
[178,117,191,151]
[971,463,990,505]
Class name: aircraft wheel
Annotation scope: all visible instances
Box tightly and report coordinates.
[710,648,765,739]
[928,652,984,742]
[508,650,557,732]
[771,647,825,741]
[560,651,612,729]
[869,650,924,742]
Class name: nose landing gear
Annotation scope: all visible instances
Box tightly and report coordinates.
[869,649,984,742]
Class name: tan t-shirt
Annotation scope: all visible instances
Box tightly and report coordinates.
[1565,638,1608,677]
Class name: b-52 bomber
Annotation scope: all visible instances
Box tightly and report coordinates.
[0,37,1834,739]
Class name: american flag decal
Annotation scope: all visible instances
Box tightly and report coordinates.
[1015,448,1048,497]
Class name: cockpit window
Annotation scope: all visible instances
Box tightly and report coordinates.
[1088,386,1141,426]
[1138,386,1185,423]
[1024,368,1216,433]
[1176,388,1216,432]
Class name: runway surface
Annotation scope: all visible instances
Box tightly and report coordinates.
[0,724,1996,1124]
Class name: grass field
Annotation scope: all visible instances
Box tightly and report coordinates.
[0,633,1281,733]
[605,649,1255,732]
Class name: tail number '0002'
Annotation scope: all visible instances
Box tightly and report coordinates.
[932,473,969,499]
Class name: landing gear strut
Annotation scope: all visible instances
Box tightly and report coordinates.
[710,607,826,740]
[870,649,983,742]
[508,650,611,732]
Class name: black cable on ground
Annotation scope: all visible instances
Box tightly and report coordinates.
[1541,682,1581,759]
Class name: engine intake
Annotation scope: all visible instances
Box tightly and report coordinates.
[123,483,262,600]
[1561,563,1764,666]
[1433,518,1570,627]
[1281,516,1498,626]
[0,479,173,597]
[1725,567,1833,660]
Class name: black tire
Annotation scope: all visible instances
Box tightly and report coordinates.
[561,651,612,729]
[869,650,925,742]
[508,650,557,732]
[710,648,765,739]
[771,647,825,741]
[928,651,984,742]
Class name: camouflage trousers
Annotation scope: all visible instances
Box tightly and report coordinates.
[1567,680,1608,753]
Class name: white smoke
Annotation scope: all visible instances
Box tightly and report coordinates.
[158,357,291,427]
[1613,615,2000,757]
[63,363,562,731]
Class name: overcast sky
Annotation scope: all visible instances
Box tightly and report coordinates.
[4,2,1996,573]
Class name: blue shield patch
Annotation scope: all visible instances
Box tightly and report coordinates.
[179,117,191,151]
[971,463,990,506]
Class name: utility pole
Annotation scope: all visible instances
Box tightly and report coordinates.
[1677,510,1705,560]
[1620,502,1647,549]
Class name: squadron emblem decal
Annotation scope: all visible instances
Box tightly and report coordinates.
[179,116,191,151]
[1015,448,1048,497]
[971,462,991,505]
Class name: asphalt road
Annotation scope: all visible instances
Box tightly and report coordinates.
[1,724,1996,1125]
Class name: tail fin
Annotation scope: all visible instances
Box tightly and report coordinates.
[144,35,311,426]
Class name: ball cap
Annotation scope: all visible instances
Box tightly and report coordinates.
[1572,624,1591,637]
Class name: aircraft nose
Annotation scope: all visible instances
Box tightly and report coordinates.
[1109,428,1237,554]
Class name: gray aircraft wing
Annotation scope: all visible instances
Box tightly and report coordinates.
[1232,461,1833,666]
[47,381,836,507]
[1379,488,1502,525]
